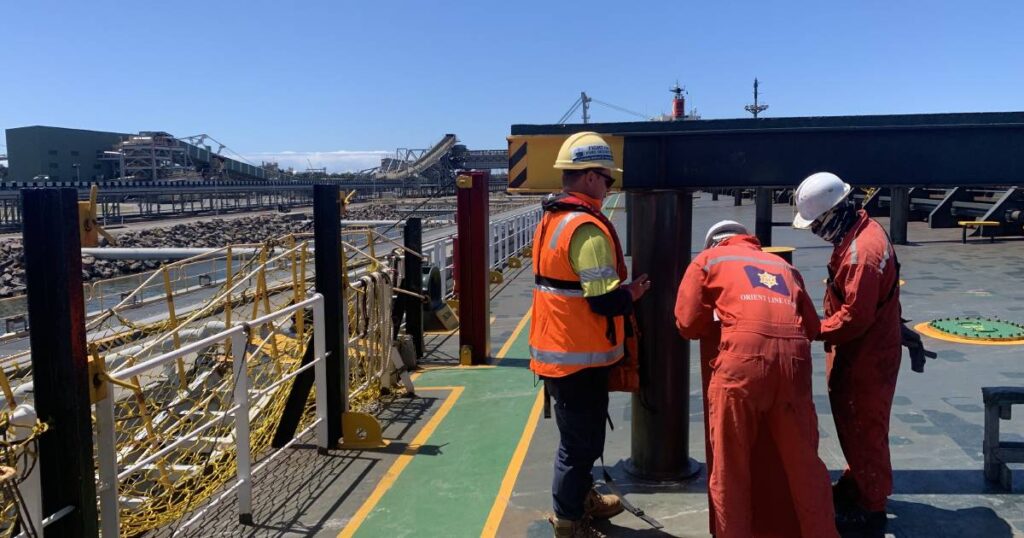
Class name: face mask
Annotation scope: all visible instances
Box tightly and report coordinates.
[811,199,857,244]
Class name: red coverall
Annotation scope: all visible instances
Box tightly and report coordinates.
[821,210,902,513]
[699,332,803,538]
[675,235,837,538]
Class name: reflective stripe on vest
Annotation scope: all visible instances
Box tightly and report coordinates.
[529,345,624,366]
[578,265,618,283]
[535,284,584,297]
[548,212,586,249]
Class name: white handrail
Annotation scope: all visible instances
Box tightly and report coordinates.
[419,205,541,297]
[95,293,328,535]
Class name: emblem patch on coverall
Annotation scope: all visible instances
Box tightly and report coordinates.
[744,265,790,295]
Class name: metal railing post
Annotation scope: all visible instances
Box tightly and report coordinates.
[491,219,499,266]
[9,405,43,535]
[95,387,119,537]
[231,329,253,524]
[313,296,329,450]
[434,243,448,297]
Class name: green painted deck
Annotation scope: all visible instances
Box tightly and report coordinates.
[352,358,536,536]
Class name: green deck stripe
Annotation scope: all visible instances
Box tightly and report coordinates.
[354,323,534,537]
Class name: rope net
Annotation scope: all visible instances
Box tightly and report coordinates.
[0,231,405,536]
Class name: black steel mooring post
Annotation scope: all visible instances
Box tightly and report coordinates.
[273,185,344,448]
[404,217,424,361]
[627,191,701,481]
[890,186,910,245]
[755,187,773,246]
[314,185,345,444]
[22,188,99,537]
[733,189,743,206]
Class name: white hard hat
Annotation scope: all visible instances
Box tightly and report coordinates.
[704,220,748,249]
[792,172,853,229]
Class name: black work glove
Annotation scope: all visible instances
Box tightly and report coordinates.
[901,322,937,373]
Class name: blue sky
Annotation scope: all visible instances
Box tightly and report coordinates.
[2,0,1023,171]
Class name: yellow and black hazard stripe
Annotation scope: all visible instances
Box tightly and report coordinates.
[508,138,528,188]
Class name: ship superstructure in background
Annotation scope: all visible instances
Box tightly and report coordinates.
[653,82,701,121]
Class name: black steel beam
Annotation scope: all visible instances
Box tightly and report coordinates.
[22,188,98,537]
[512,111,1024,188]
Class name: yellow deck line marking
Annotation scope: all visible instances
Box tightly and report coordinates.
[409,365,496,382]
[338,385,464,538]
[339,302,533,537]
[480,388,545,537]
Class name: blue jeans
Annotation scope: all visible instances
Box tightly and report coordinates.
[545,366,610,521]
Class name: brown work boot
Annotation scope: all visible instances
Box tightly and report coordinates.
[584,487,624,520]
[548,515,606,537]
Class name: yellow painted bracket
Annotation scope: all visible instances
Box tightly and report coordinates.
[489,270,503,284]
[456,174,473,189]
[87,345,109,404]
[339,411,390,449]
[79,184,116,248]
[460,345,473,366]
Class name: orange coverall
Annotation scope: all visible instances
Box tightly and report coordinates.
[822,210,902,513]
[675,235,837,538]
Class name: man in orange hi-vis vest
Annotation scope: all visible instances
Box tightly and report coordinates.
[530,132,650,537]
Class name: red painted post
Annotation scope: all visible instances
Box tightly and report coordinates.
[455,170,491,365]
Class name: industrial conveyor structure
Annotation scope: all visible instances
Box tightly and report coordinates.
[374,134,459,181]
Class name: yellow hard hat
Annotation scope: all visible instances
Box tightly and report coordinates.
[553,132,623,172]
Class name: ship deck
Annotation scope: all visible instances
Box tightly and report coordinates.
[171,192,1024,537]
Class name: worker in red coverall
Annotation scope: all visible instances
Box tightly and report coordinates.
[792,172,908,535]
[675,220,838,538]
